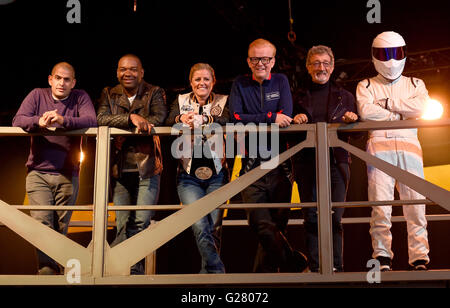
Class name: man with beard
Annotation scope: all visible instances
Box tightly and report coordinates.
[291,45,358,272]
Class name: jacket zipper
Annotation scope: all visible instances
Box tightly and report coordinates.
[330,101,343,121]
[260,84,264,109]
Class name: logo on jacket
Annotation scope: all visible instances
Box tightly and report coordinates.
[210,106,222,116]
[181,105,195,113]
[265,91,280,101]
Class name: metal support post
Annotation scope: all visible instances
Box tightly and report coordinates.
[91,126,110,277]
[316,122,334,275]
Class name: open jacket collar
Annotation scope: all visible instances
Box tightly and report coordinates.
[110,81,149,112]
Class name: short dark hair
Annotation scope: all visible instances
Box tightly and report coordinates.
[118,54,143,68]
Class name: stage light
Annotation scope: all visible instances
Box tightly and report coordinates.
[80,151,85,163]
[422,98,444,120]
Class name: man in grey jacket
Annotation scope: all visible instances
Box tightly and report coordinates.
[97,54,167,274]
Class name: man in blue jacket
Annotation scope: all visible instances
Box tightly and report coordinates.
[292,45,358,272]
[230,38,307,273]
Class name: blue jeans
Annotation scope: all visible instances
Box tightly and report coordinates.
[177,170,226,273]
[111,172,160,274]
[26,170,79,273]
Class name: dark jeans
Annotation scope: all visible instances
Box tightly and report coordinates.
[241,167,294,273]
[295,161,350,272]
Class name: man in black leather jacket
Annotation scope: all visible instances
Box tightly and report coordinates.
[291,45,358,272]
[97,54,167,274]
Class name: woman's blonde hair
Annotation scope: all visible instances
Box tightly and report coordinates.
[189,63,216,83]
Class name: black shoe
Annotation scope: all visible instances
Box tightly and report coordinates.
[376,256,392,272]
[411,260,428,271]
[289,250,309,273]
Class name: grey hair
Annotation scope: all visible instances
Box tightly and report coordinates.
[306,45,335,66]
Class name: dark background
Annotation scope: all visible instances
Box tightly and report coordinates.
[0,0,449,275]
[0,0,449,113]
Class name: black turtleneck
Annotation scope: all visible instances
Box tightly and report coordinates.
[310,80,330,123]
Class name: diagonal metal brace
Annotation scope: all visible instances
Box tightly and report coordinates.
[0,200,91,275]
[328,131,450,211]
[105,131,315,275]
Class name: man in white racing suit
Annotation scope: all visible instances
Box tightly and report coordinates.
[356,31,430,271]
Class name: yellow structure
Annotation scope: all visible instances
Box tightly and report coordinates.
[423,164,450,190]
[28,163,450,234]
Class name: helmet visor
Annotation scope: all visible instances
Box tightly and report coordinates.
[372,46,407,61]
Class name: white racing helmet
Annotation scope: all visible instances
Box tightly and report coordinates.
[372,31,407,81]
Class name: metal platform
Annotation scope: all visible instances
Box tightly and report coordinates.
[1,120,449,287]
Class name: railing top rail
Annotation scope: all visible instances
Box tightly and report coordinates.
[0,125,315,136]
[0,127,98,136]
[329,118,450,132]
[2,119,448,137]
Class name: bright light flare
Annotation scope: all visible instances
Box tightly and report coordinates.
[80,151,85,163]
[422,99,444,120]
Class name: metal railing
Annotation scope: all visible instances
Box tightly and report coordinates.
[0,119,450,285]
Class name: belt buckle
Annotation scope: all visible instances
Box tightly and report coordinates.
[194,167,213,180]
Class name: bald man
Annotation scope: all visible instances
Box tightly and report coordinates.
[97,54,167,275]
[12,62,97,275]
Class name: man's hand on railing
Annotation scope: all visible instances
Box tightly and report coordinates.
[130,114,153,134]
[39,109,64,128]
[275,113,293,128]
[292,113,308,124]
[342,111,358,123]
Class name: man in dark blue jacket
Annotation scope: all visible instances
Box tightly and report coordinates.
[230,38,307,273]
[292,45,358,272]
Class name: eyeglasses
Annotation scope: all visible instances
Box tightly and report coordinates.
[308,61,332,69]
[372,46,407,61]
[248,57,273,65]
